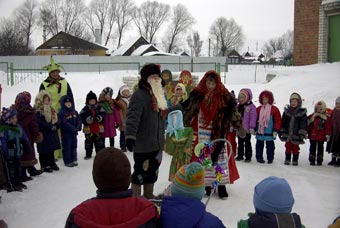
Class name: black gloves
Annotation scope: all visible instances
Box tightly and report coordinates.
[126,138,135,152]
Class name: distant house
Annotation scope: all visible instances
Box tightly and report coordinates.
[113,36,150,56]
[35,31,108,56]
[242,51,265,63]
[131,44,162,56]
[226,49,242,63]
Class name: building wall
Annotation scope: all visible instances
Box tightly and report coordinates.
[35,49,107,56]
[294,0,322,66]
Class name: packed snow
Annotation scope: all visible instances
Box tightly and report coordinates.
[0,62,340,228]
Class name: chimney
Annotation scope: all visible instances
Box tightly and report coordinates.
[95,29,102,45]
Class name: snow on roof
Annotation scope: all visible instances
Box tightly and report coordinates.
[112,36,145,56]
[142,51,178,56]
[131,44,161,56]
[322,0,340,5]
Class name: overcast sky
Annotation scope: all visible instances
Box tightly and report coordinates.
[0,0,294,54]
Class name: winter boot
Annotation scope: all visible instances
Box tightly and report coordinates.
[143,183,157,199]
[335,158,340,168]
[292,154,299,166]
[131,183,142,197]
[218,185,228,199]
[309,154,315,166]
[205,186,212,197]
[328,156,336,166]
[284,153,291,165]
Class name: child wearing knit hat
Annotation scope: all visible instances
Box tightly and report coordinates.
[327,97,340,167]
[161,162,226,228]
[65,148,160,228]
[237,176,305,228]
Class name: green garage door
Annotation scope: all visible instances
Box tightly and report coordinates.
[328,14,340,62]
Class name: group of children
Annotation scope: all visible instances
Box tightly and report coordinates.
[0,85,131,192]
[233,88,340,167]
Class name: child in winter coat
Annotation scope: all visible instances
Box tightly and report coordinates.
[237,176,305,228]
[65,147,161,228]
[80,91,105,159]
[115,85,130,152]
[307,100,331,166]
[327,97,340,167]
[98,87,121,148]
[0,107,31,192]
[255,90,282,164]
[161,162,226,228]
[279,92,307,166]
[236,88,257,162]
[164,110,193,181]
[58,95,82,167]
[14,91,43,181]
[34,91,61,172]
[169,83,188,106]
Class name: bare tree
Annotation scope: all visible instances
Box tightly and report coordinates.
[209,17,244,56]
[116,0,135,48]
[0,18,27,55]
[134,1,170,44]
[162,4,194,53]
[262,35,286,58]
[14,0,38,53]
[187,31,203,57]
[281,30,294,59]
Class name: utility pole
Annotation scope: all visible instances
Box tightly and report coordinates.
[208,38,211,57]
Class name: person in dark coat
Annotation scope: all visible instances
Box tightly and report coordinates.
[14,91,43,181]
[126,64,179,199]
[327,97,340,167]
[237,176,305,228]
[279,92,307,166]
[65,147,160,228]
[58,95,82,167]
[161,162,226,228]
[34,90,61,172]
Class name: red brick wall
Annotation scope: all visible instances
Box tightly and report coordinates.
[294,0,322,66]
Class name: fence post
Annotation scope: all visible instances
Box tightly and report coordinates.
[9,63,14,86]
[216,63,221,75]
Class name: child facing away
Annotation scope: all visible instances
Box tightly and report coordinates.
[0,107,32,191]
[58,95,82,167]
[279,92,307,166]
[80,91,105,159]
[236,88,257,162]
[255,90,282,164]
[237,176,305,228]
[327,97,340,167]
[161,162,226,228]
[307,100,331,166]
[115,85,131,152]
[65,147,160,228]
[14,91,43,181]
[98,87,121,148]
[34,90,61,172]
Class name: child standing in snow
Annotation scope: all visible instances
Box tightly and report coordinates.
[307,100,331,166]
[34,91,61,172]
[255,90,282,164]
[237,176,305,228]
[80,91,105,159]
[58,95,82,167]
[115,85,131,151]
[279,92,307,166]
[235,88,257,162]
[0,107,31,191]
[98,87,121,148]
[327,97,340,167]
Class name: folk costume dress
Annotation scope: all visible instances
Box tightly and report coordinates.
[165,110,193,181]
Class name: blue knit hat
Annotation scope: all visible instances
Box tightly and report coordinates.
[170,162,205,200]
[253,176,295,213]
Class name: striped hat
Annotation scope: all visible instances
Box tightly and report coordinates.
[170,162,205,200]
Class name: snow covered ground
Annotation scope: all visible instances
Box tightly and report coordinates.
[0,62,340,228]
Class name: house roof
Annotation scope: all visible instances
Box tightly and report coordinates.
[131,44,161,56]
[112,36,149,56]
[36,31,107,50]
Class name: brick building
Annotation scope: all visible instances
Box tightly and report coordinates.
[294,0,340,65]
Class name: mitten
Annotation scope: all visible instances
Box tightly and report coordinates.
[126,138,135,152]
[35,132,43,143]
[115,123,119,129]
[86,116,93,124]
[249,129,255,135]
[95,116,103,122]
[273,131,278,139]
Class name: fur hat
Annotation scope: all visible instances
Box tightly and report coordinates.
[170,162,205,200]
[42,56,62,74]
[336,97,340,104]
[140,64,161,80]
[92,148,131,193]
[1,107,17,124]
[102,87,113,97]
[238,88,253,103]
[119,85,130,97]
[15,91,31,109]
[253,176,295,213]
[315,100,327,114]
[259,90,274,105]
[86,91,97,104]
[290,92,302,106]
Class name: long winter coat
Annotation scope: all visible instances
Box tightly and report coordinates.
[279,106,307,145]
[255,105,282,141]
[58,96,82,136]
[65,190,160,228]
[307,113,331,141]
[116,98,128,132]
[238,102,257,133]
[79,104,105,136]
[327,108,340,155]
[161,196,226,228]
[97,96,121,138]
